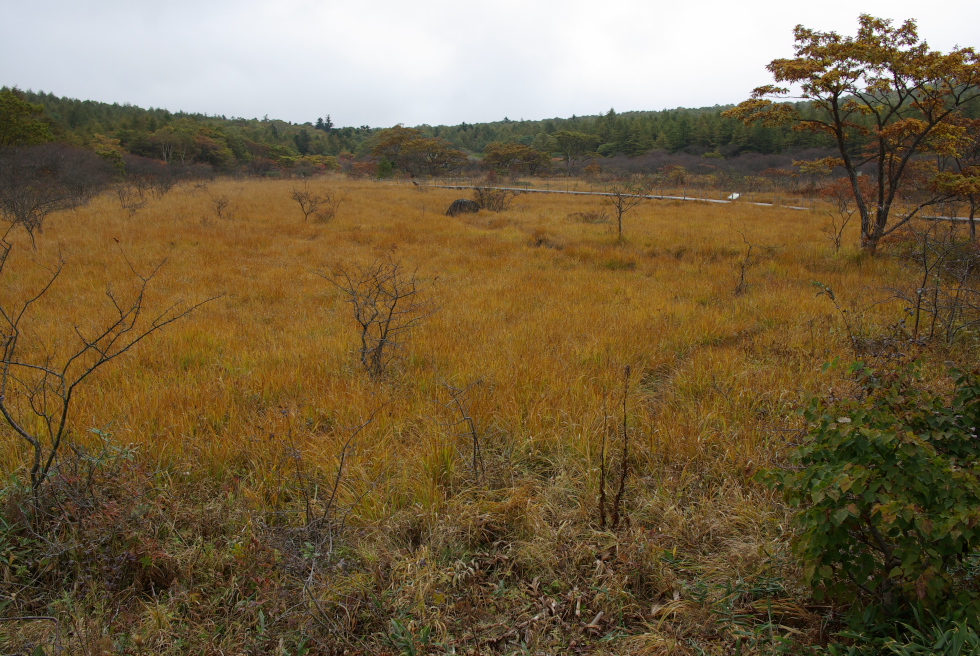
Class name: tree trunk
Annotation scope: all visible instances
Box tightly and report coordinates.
[860,213,879,254]
[970,203,977,244]
[861,206,891,255]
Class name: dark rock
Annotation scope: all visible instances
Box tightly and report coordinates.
[446,199,480,217]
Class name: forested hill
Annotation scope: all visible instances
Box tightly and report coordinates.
[9,87,835,172]
[416,105,834,157]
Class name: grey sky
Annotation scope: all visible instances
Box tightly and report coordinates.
[2,0,978,128]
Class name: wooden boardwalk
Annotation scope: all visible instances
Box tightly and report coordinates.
[404,182,976,222]
[419,183,812,211]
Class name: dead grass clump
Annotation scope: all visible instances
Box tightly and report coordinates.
[568,209,609,223]
[528,226,564,249]
[460,212,511,230]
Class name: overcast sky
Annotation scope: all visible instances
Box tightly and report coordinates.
[2,0,978,129]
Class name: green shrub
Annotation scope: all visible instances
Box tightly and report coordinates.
[771,363,980,614]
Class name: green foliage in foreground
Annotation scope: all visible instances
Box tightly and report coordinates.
[771,362,980,648]
[829,606,980,656]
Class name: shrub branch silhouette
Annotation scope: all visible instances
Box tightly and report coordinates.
[0,240,216,493]
[320,253,434,379]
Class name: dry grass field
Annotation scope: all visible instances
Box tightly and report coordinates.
[0,177,943,654]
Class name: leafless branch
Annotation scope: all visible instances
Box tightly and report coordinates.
[436,378,485,482]
[0,244,219,492]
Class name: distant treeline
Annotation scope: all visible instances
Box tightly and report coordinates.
[419,105,836,157]
[14,89,376,174]
[9,88,844,174]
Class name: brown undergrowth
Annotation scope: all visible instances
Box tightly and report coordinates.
[1,444,817,655]
[0,177,949,654]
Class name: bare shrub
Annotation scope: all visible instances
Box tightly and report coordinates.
[472,186,516,212]
[115,183,148,216]
[732,224,778,296]
[0,144,112,245]
[269,409,380,572]
[315,192,346,223]
[205,191,235,222]
[115,157,181,216]
[435,379,485,483]
[820,177,863,253]
[599,366,632,530]
[318,253,434,378]
[291,185,346,222]
[889,221,980,345]
[528,227,563,250]
[120,155,179,207]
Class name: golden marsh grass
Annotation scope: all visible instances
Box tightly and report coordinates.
[0,176,925,653]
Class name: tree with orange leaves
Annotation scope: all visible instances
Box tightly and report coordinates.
[371,126,466,177]
[725,15,980,253]
[932,118,980,241]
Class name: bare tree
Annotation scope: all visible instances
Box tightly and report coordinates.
[0,240,215,492]
[604,181,649,241]
[292,185,325,221]
[319,253,434,378]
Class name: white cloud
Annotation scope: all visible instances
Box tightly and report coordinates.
[2,0,978,127]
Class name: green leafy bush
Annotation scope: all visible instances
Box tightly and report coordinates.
[772,363,980,614]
